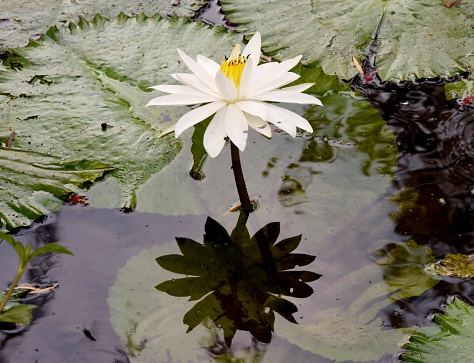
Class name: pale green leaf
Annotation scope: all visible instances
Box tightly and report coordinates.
[0,304,36,325]
[277,283,408,362]
[29,242,74,259]
[0,148,112,230]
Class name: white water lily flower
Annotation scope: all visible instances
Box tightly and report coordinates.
[147,32,322,158]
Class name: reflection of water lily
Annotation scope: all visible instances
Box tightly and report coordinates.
[155,213,320,346]
[147,32,322,157]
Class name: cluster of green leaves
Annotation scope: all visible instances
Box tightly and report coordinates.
[155,213,320,345]
[0,232,73,326]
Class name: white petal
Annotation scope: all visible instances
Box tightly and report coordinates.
[146,91,217,106]
[238,57,253,99]
[245,113,272,138]
[204,107,228,158]
[174,73,219,97]
[224,104,248,151]
[247,72,300,98]
[242,32,261,73]
[253,90,322,105]
[248,55,302,96]
[177,49,218,92]
[215,71,237,102]
[196,55,220,77]
[251,56,301,83]
[175,100,226,136]
[266,103,313,133]
[235,100,268,120]
[238,101,296,137]
[266,107,297,137]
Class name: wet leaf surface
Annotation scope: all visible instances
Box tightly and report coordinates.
[221,0,474,81]
[0,0,206,48]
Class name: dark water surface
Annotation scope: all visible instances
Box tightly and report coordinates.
[0,207,208,362]
[353,75,474,329]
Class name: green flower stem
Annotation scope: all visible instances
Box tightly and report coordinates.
[0,265,25,314]
[230,142,253,214]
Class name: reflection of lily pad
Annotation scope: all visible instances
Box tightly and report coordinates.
[402,297,474,363]
[221,0,474,81]
[0,0,206,48]
[1,15,243,226]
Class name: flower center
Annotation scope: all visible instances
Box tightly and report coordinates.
[220,44,248,88]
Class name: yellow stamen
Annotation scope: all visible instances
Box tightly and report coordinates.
[220,44,248,87]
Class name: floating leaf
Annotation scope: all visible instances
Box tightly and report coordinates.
[0,148,112,230]
[445,78,474,104]
[402,297,474,363]
[0,0,206,48]
[425,253,474,278]
[221,0,474,81]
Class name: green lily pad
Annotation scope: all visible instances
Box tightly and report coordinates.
[1,15,245,227]
[221,0,474,81]
[401,297,474,363]
[0,0,206,48]
[0,147,112,230]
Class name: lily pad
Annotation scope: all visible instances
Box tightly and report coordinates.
[0,0,206,48]
[1,15,244,227]
[445,78,474,104]
[401,297,474,363]
[220,0,474,81]
[0,147,111,230]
